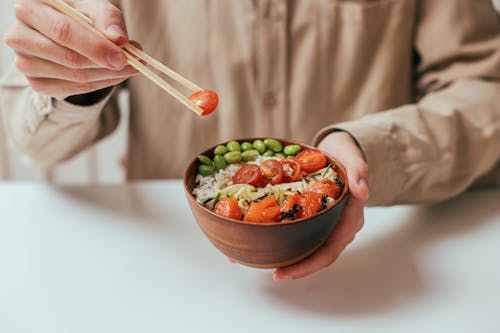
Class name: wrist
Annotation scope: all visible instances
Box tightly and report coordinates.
[317,131,366,162]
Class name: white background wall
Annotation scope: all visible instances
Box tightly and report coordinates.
[0,0,128,184]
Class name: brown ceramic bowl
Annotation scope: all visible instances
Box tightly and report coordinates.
[183,138,349,268]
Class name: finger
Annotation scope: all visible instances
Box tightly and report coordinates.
[273,196,365,281]
[318,132,370,202]
[347,165,370,202]
[15,0,127,69]
[128,40,143,51]
[335,151,369,202]
[5,21,96,69]
[15,52,138,83]
[27,76,126,100]
[75,0,129,46]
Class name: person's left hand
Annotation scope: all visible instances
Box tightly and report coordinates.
[273,131,370,281]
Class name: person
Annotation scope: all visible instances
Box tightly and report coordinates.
[1,0,499,281]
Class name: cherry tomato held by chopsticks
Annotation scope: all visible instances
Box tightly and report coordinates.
[189,89,219,116]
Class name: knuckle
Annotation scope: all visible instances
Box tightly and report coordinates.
[14,2,28,21]
[4,25,22,49]
[27,78,44,94]
[75,82,94,94]
[103,4,123,20]
[50,19,72,44]
[14,55,29,72]
[91,40,117,63]
[4,32,16,48]
[71,70,89,83]
[358,162,369,177]
[63,49,82,68]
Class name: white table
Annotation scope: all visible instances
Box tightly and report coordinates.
[1,181,499,333]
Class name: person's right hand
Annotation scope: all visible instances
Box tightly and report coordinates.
[4,0,138,101]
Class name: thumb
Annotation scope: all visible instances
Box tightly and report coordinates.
[318,132,370,203]
[344,157,370,203]
[76,1,129,46]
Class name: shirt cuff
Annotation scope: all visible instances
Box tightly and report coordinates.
[31,88,114,131]
[313,107,414,206]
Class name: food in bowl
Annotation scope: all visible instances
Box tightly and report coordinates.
[192,138,344,223]
[183,138,349,268]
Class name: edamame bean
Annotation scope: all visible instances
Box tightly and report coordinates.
[241,142,253,151]
[275,153,285,159]
[252,139,266,154]
[213,155,227,171]
[283,144,302,156]
[242,149,259,162]
[286,155,295,159]
[264,138,283,152]
[263,150,274,157]
[197,155,212,165]
[224,151,242,164]
[198,164,214,176]
[226,141,241,152]
[213,145,227,155]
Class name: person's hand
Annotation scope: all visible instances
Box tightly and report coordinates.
[4,0,139,101]
[273,131,370,281]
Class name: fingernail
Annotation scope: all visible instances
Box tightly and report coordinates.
[273,272,289,282]
[358,178,370,201]
[107,52,125,69]
[106,25,126,39]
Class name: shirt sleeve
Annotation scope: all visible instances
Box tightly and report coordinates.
[0,66,120,167]
[313,0,500,206]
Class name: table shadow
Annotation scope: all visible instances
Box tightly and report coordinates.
[259,188,500,317]
[55,182,184,224]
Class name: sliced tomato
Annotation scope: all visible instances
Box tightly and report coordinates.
[244,195,280,222]
[279,159,302,183]
[297,192,324,219]
[295,149,327,173]
[260,159,284,185]
[279,194,302,221]
[305,179,341,199]
[214,198,243,220]
[232,164,264,186]
[188,89,219,116]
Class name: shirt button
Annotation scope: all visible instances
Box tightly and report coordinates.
[263,92,277,108]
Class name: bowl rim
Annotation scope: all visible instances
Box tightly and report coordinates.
[183,137,349,227]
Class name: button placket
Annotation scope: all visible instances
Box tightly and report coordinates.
[258,0,288,136]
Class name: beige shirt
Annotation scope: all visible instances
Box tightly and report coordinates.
[1,0,499,205]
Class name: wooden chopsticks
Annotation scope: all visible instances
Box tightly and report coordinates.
[42,0,204,116]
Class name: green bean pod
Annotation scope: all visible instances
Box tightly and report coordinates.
[198,164,214,176]
[252,140,266,154]
[242,149,260,162]
[213,155,227,171]
[197,155,212,165]
[241,142,253,151]
[263,150,274,157]
[224,151,242,164]
[283,144,302,156]
[213,145,228,155]
[264,138,283,152]
[226,141,241,152]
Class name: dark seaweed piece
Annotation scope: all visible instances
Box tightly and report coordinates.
[279,204,303,221]
[210,193,221,210]
[202,198,213,204]
[318,194,328,212]
[335,178,344,195]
